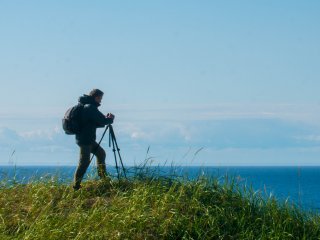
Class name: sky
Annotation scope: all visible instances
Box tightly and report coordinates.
[0,1,320,166]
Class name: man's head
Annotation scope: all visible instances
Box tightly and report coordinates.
[89,89,104,104]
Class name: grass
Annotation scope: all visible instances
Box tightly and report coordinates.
[0,168,320,239]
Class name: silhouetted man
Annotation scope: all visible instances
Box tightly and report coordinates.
[73,89,114,190]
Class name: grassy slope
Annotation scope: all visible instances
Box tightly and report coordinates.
[0,174,320,240]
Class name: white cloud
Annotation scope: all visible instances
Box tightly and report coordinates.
[295,135,320,142]
[0,126,74,153]
[118,103,320,118]
[4,103,320,123]
[131,131,149,140]
[2,108,320,154]
[0,127,22,148]
[2,103,320,165]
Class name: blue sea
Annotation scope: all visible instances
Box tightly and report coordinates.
[0,166,319,212]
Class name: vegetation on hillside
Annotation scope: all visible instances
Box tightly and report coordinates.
[0,169,319,239]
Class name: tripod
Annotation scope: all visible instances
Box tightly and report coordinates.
[90,124,127,179]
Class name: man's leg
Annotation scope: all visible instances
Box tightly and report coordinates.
[91,142,108,179]
[73,145,91,189]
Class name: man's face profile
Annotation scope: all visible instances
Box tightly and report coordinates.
[95,95,103,104]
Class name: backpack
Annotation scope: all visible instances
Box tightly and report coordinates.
[62,104,84,135]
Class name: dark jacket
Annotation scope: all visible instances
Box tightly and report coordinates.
[76,95,113,145]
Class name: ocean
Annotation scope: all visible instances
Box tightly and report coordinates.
[0,166,319,212]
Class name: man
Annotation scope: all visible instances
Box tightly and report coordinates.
[73,89,115,190]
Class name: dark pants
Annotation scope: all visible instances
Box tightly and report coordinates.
[74,142,107,188]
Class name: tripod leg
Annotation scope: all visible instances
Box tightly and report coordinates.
[116,146,127,178]
[90,125,109,163]
[109,126,127,179]
[110,129,120,180]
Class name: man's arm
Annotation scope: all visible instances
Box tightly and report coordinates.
[89,106,114,127]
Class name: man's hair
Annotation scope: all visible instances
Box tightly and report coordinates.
[89,89,104,98]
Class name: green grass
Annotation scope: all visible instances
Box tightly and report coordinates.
[0,171,320,239]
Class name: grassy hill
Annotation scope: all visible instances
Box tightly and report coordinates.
[0,171,320,239]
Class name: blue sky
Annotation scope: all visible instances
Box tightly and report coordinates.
[0,1,320,166]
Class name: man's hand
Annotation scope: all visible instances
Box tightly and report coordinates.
[106,113,115,120]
